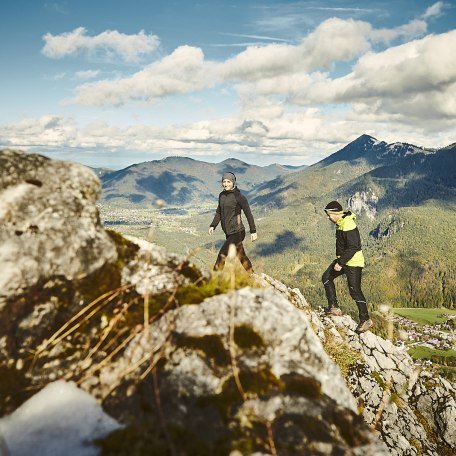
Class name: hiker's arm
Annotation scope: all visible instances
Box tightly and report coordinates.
[210,202,221,231]
[239,194,256,234]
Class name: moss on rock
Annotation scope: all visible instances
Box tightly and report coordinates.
[322,328,364,378]
[175,334,230,366]
[233,324,265,350]
[280,373,322,399]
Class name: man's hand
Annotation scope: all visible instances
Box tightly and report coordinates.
[251,232,257,242]
[334,263,342,272]
[208,227,214,235]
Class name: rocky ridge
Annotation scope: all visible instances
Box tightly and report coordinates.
[0,149,454,455]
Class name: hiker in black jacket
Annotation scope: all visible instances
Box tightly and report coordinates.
[209,172,257,272]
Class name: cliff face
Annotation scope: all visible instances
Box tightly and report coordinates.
[0,150,454,455]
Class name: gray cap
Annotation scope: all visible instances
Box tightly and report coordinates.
[222,172,236,183]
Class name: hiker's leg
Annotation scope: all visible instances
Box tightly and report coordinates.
[230,231,252,272]
[236,239,253,272]
[322,261,344,307]
[345,266,369,321]
[213,238,230,271]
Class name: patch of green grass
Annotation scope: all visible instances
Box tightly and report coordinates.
[393,308,456,325]
[436,366,456,382]
[408,346,456,359]
[175,268,257,306]
[370,371,386,389]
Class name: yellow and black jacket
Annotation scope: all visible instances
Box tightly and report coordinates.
[335,212,365,267]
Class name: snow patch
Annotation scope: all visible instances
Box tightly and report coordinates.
[0,381,121,456]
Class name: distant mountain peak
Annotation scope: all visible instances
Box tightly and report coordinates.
[343,134,384,153]
[358,133,377,141]
[220,157,248,165]
[161,156,197,163]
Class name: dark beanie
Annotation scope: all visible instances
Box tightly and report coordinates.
[222,172,236,183]
[324,201,343,213]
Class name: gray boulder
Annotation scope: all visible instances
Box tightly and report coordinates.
[0,149,199,416]
[0,149,117,303]
[305,309,453,455]
[95,286,388,455]
[0,150,117,362]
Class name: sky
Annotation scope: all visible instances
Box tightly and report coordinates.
[0,0,455,169]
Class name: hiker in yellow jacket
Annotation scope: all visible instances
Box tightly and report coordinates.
[322,201,373,333]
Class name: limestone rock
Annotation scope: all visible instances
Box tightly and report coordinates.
[0,150,118,362]
[256,273,309,310]
[316,314,454,455]
[263,276,455,456]
[0,150,117,304]
[96,287,388,455]
[410,373,456,449]
[348,190,378,219]
[121,235,196,295]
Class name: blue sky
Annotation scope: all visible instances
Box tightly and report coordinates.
[1,0,455,168]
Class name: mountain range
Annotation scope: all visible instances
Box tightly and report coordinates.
[98,156,307,207]
[250,134,455,209]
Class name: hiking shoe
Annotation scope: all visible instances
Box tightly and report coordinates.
[355,319,373,333]
[323,307,343,316]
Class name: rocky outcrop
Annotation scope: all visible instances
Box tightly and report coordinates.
[0,149,200,414]
[348,189,378,219]
[303,311,454,455]
[256,277,456,455]
[93,286,388,455]
[1,149,454,455]
[0,149,117,304]
[0,150,117,361]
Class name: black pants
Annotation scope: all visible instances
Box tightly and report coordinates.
[213,230,253,272]
[322,260,369,320]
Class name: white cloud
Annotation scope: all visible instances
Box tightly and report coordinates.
[422,1,448,19]
[293,30,456,124]
[73,46,218,106]
[1,98,454,166]
[219,32,290,42]
[75,70,100,80]
[222,18,371,81]
[53,72,66,80]
[0,111,335,160]
[44,2,69,15]
[42,27,160,62]
[73,18,372,106]
[370,19,427,43]
[0,115,77,147]
[70,14,437,108]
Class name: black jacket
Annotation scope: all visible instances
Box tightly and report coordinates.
[210,187,256,236]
